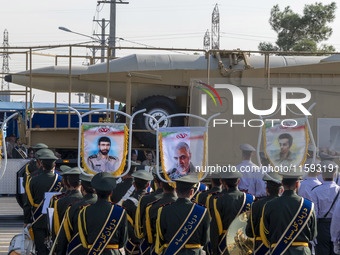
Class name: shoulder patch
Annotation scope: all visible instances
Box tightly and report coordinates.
[88,154,97,159]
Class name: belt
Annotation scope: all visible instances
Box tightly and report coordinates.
[164,244,201,249]
[271,242,308,248]
[318,218,332,223]
[88,244,119,249]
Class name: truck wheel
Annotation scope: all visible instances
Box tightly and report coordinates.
[133,96,183,148]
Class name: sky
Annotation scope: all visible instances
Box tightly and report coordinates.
[0,0,339,102]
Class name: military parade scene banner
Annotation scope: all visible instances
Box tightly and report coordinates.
[263,118,308,169]
[159,127,207,181]
[81,123,128,176]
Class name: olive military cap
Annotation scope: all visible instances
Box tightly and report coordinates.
[91,172,117,191]
[218,168,242,179]
[132,170,153,181]
[263,171,282,183]
[62,167,81,175]
[37,149,58,160]
[32,143,48,150]
[79,173,93,183]
[174,174,199,184]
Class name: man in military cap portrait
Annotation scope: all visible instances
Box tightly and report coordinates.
[87,136,119,173]
[275,133,296,166]
[167,142,196,180]
[310,160,340,255]
[156,174,210,255]
[260,168,317,255]
[78,172,127,254]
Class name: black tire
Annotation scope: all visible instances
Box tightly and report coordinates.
[115,105,127,123]
[133,95,184,148]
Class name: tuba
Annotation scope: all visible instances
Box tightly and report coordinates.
[8,226,35,255]
[226,211,254,255]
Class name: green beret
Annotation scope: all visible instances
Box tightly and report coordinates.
[37,149,58,160]
[91,172,116,191]
[62,167,81,175]
[80,173,93,183]
[132,170,153,181]
[263,171,282,183]
[32,143,48,150]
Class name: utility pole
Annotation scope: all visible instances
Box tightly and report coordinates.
[211,4,220,50]
[1,29,10,102]
[97,0,129,57]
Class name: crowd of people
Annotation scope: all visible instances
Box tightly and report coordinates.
[19,141,340,255]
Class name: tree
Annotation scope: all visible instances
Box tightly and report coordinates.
[259,2,337,53]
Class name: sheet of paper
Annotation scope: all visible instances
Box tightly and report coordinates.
[19,177,25,194]
[42,192,61,214]
[47,208,54,231]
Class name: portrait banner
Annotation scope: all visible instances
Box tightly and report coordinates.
[317,118,340,158]
[81,123,128,176]
[159,127,207,182]
[263,119,308,168]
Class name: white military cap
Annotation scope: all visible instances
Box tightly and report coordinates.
[240,143,256,152]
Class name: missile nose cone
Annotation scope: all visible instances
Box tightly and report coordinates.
[4,75,12,82]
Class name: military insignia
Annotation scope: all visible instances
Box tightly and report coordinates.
[88,154,97,159]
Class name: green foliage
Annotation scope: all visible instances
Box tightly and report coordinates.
[258,2,337,53]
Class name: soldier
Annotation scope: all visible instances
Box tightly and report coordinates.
[87,136,119,173]
[142,151,155,166]
[25,149,62,255]
[195,172,221,205]
[330,198,340,254]
[247,151,268,200]
[246,171,282,254]
[135,166,164,241]
[310,160,340,255]
[155,174,210,255]
[52,167,83,238]
[123,169,153,254]
[260,170,317,255]
[78,172,128,254]
[111,162,139,204]
[56,173,98,255]
[236,143,259,193]
[211,168,254,255]
[298,158,322,201]
[143,174,177,254]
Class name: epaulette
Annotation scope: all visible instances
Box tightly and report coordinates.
[88,154,97,159]
[160,202,175,207]
[109,155,118,160]
[210,191,220,196]
[213,193,225,200]
[146,198,161,207]
[55,193,67,200]
[68,200,81,207]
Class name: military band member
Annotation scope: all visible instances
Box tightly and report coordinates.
[78,172,128,254]
[87,136,119,173]
[123,169,153,254]
[260,170,317,255]
[143,176,177,254]
[56,173,98,255]
[211,169,254,255]
[52,167,83,238]
[156,175,210,255]
[246,172,282,254]
[310,161,340,255]
[195,173,221,205]
[25,150,62,255]
[135,167,164,241]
